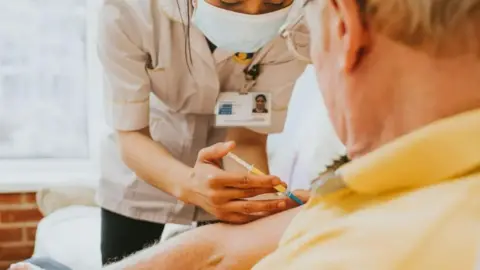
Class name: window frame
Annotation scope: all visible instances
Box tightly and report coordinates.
[0,0,105,193]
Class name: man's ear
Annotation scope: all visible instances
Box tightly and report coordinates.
[331,0,369,72]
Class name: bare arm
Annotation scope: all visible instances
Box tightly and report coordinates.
[103,207,302,270]
[213,207,301,269]
[223,127,269,174]
[117,127,192,201]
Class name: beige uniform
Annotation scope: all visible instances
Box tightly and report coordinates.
[96,0,309,224]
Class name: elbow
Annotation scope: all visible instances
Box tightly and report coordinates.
[193,225,230,269]
[116,130,134,166]
[201,225,248,270]
[116,127,149,167]
[203,253,226,269]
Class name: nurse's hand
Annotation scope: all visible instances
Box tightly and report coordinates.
[186,142,293,224]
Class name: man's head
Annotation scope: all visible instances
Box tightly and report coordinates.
[302,0,480,158]
[255,94,267,111]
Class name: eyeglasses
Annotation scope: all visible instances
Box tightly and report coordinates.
[279,0,314,63]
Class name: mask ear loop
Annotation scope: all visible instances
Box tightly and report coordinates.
[280,11,312,63]
[285,31,312,63]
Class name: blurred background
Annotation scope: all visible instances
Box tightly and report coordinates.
[0,0,89,159]
[0,2,106,268]
[0,0,105,191]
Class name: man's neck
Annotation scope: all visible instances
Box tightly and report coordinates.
[347,52,480,159]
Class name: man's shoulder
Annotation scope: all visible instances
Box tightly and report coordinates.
[290,170,480,236]
[255,172,480,270]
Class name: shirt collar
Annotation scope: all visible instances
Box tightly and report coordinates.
[329,108,480,195]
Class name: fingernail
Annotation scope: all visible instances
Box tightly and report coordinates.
[9,263,22,270]
[271,177,281,185]
[278,201,286,208]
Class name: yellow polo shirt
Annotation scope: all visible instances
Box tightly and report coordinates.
[253,109,480,270]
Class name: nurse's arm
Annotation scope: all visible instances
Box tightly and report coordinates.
[117,127,193,200]
[224,127,269,174]
[99,1,196,201]
[103,207,301,270]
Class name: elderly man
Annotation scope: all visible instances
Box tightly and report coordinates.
[100,0,480,269]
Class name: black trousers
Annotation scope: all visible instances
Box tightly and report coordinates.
[100,208,166,266]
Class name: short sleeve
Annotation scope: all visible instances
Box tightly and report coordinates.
[98,0,151,131]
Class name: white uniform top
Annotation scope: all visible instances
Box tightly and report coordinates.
[96,0,309,224]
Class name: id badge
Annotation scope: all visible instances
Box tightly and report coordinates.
[215,92,272,127]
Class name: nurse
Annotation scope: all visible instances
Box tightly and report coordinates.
[97,0,309,265]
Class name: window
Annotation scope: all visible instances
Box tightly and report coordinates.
[0,0,105,192]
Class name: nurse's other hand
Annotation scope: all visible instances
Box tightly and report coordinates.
[187,142,290,224]
[8,263,37,270]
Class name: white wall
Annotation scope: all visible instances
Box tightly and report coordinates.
[268,65,345,190]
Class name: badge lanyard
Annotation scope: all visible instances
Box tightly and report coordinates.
[239,43,275,94]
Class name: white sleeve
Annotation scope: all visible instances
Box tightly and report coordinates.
[97,0,151,131]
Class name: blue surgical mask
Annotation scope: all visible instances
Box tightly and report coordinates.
[192,1,291,53]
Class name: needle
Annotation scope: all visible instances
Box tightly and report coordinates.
[226,152,304,205]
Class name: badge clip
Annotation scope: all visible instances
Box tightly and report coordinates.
[240,64,261,95]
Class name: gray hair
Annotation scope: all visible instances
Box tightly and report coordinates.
[363,0,480,53]
[305,0,480,55]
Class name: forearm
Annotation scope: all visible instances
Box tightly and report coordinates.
[103,225,220,270]
[117,127,192,201]
[216,207,300,269]
[103,207,302,270]
[223,128,269,174]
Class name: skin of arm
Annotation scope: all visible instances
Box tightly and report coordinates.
[223,127,270,174]
[103,207,302,270]
[116,127,193,202]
